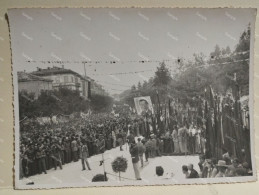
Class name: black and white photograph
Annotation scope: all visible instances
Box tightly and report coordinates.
[8,8,256,189]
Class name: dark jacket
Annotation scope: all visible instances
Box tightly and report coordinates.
[188,169,199,178]
[130,144,139,163]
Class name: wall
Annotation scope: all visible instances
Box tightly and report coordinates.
[18,80,52,98]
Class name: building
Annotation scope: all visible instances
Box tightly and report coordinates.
[31,66,91,99]
[18,71,53,98]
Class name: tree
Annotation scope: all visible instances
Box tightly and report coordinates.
[137,81,142,90]
[90,94,114,113]
[153,61,172,88]
[210,44,221,60]
[111,156,128,181]
[19,91,38,119]
[19,87,114,118]
[131,85,136,91]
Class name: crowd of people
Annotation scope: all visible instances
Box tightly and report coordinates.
[181,153,252,179]
[128,130,252,180]
[19,108,252,181]
[19,113,130,178]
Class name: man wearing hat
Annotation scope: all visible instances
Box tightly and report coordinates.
[215,160,228,177]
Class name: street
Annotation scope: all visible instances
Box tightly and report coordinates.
[19,144,200,186]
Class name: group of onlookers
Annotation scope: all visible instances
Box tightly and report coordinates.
[19,113,130,179]
[182,153,252,179]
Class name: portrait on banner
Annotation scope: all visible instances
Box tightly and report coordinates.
[134,96,154,116]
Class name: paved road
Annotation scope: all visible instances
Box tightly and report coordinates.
[19,144,200,187]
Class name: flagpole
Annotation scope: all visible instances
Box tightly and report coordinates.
[102,152,107,180]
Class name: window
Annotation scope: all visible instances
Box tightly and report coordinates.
[55,76,60,83]
[64,76,68,83]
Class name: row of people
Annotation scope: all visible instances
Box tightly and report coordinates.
[181,154,252,179]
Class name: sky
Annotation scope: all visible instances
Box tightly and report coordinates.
[8,8,256,95]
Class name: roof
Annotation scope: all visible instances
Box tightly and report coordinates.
[18,72,53,82]
[31,66,91,81]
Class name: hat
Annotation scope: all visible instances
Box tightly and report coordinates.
[216,160,228,167]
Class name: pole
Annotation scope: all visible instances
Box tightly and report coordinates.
[83,63,87,78]
[102,153,107,180]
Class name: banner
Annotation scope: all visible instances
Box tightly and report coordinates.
[134,96,154,115]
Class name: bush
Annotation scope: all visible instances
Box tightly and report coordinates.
[92,174,108,182]
[111,156,128,173]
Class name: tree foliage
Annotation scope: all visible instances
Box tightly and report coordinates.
[153,61,172,88]
[90,94,114,113]
[120,24,250,106]
[111,156,128,173]
[19,88,113,118]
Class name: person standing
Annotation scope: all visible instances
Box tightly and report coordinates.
[64,137,71,163]
[99,135,106,154]
[111,130,116,148]
[130,141,141,180]
[117,130,124,151]
[71,137,78,162]
[178,125,188,155]
[51,143,63,170]
[188,126,195,154]
[35,145,47,174]
[150,134,157,157]
[127,131,135,148]
[164,131,172,155]
[137,138,145,167]
[172,128,180,154]
[144,138,152,162]
[79,142,91,171]
[25,144,36,176]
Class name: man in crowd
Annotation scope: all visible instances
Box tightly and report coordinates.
[111,130,116,148]
[71,137,78,162]
[137,138,145,167]
[117,130,124,151]
[127,131,135,148]
[182,165,189,178]
[130,140,141,180]
[215,160,228,177]
[79,141,91,171]
[35,144,47,174]
[187,163,199,178]
[143,137,152,162]
[51,142,63,170]
[99,135,106,154]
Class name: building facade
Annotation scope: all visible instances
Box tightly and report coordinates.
[18,71,53,98]
[31,66,91,99]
